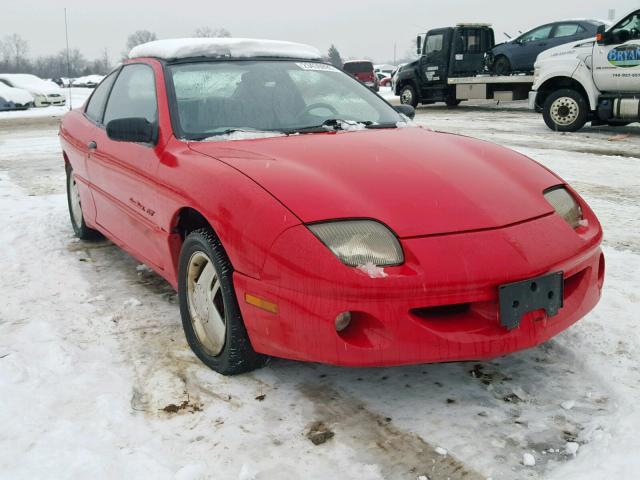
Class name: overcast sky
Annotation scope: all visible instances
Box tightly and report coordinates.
[5,0,640,64]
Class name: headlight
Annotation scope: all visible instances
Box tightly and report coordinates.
[544,186,583,229]
[308,220,404,267]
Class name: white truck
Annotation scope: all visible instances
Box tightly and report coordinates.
[529,8,640,131]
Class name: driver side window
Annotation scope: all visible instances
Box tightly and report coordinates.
[103,64,157,126]
[611,12,640,41]
[425,34,444,55]
[520,25,553,43]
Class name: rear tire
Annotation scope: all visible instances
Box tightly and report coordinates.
[178,228,267,375]
[66,164,101,240]
[542,89,588,132]
[399,84,419,108]
[493,56,511,75]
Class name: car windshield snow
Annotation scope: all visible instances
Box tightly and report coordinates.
[167,60,402,140]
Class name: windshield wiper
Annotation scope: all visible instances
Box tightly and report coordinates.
[283,119,378,134]
[365,122,399,129]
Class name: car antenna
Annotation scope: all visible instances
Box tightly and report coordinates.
[64,7,73,111]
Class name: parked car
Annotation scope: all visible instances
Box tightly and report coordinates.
[343,60,379,91]
[59,38,603,375]
[374,64,396,77]
[71,75,105,88]
[489,20,604,74]
[379,76,393,87]
[0,74,66,107]
[0,82,34,111]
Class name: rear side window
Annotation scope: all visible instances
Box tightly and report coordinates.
[343,62,373,74]
[553,23,585,38]
[85,71,118,123]
[103,64,157,125]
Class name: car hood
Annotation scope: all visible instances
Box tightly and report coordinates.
[189,127,560,237]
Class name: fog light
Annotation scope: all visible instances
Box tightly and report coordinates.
[335,312,352,332]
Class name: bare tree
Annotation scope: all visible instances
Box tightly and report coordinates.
[123,30,158,58]
[3,34,30,70]
[193,27,232,38]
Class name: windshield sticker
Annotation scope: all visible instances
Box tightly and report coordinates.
[608,45,640,68]
[296,62,340,72]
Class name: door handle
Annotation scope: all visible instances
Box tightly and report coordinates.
[87,140,97,150]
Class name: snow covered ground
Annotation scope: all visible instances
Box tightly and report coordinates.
[0,101,638,480]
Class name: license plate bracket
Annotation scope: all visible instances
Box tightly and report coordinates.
[499,272,564,330]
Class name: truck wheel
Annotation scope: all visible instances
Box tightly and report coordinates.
[493,56,511,75]
[399,84,418,108]
[543,89,588,132]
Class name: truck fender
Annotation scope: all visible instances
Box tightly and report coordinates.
[534,58,600,111]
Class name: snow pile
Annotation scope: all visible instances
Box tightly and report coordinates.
[130,38,322,61]
[357,262,388,279]
[198,131,287,142]
[522,453,536,467]
[0,82,33,105]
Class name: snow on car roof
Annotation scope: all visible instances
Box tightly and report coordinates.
[129,38,322,61]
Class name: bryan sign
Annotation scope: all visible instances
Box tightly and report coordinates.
[608,45,640,68]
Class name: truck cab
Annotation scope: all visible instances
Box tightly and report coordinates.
[530,9,640,131]
[395,25,533,108]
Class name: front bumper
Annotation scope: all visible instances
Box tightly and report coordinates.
[235,209,603,367]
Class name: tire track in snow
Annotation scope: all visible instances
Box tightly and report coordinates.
[298,382,484,480]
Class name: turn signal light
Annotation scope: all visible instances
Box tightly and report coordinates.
[245,293,278,314]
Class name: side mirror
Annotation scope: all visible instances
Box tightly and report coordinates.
[596,24,606,45]
[416,35,422,55]
[106,117,156,144]
[395,104,415,120]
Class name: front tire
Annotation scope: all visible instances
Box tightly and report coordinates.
[542,89,588,132]
[178,228,266,375]
[66,164,100,240]
[399,84,419,108]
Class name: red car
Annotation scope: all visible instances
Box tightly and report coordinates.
[343,60,379,91]
[60,38,604,375]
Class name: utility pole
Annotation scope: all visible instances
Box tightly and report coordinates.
[64,7,72,110]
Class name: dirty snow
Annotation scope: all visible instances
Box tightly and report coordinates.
[0,100,639,479]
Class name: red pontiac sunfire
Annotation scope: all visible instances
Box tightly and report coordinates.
[59,38,604,375]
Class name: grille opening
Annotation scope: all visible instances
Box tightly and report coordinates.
[411,303,471,320]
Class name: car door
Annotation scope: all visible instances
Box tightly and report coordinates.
[419,29,450,93]
[65,70,120,227]
[592,10,640,92]
[86,62,167,269]
[511,24,553,70]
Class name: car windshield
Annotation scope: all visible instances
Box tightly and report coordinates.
[167,60,402,139]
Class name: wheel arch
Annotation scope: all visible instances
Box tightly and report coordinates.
[536,76,592,111]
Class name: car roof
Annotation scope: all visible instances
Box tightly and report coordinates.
[129,38,322,61]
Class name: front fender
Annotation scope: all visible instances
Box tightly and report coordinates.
[156,138,301,283]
